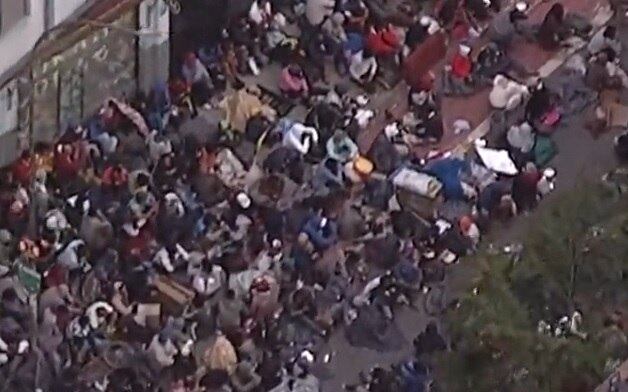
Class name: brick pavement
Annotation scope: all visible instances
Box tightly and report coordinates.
[357,0,611,158]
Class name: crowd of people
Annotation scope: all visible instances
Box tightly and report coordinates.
[0,0,626,390]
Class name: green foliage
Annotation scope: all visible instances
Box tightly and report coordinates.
[435,183,628,392]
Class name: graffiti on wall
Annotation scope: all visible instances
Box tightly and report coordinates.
[28,11,137,142]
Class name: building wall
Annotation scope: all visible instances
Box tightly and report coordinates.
[27,10,139,143]
[0,0,89,166]
[50,0,89,26]
[138,0,170,94]
[0,1,46,78]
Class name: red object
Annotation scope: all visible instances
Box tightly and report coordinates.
[541,107,561,126]
[54,143,85,182]
[403,33,447,91]
[11,156,33,186]
[45,264,68,288]
[451,53,472,79]
[169,78,189,99]
[101,165,129,188]
[452,21,470,41]
[121,226,153,262]
[366,27,400,57]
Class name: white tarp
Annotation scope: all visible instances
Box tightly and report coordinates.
[475,146,519,175]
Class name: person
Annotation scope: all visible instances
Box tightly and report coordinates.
[321,13,350,74]
[588,25,622,56]
[443,44,475,96]
[326,130,358,163]
[181,52,212,88]
[405,16,431,53]
[220,81,276,133]
[487,1,529,50]
[524,80,555,124]
[512,162,542,212]
[349,49,378,86]
[536,3,569,51]
[302,216,338,249]
[282,121,319,155]
[305,0,336,28]
[249,0,273,30]
[279,64,310,99]
[366,23,401,60]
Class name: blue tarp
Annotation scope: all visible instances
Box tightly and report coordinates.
[423,158,470,201]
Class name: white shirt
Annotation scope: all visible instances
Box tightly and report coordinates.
[283,123,319,155]
[349,51,378,82]
[249,1,272,25]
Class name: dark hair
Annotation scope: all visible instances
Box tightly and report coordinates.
[604,25,617,39]
[547,3,564,20]
[1,288,17,302]
[603,47,617,63]
[200,369,230,388]
[136,172,150,188]
[232,79,245,90]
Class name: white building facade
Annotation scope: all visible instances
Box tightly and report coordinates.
[0,0,169,166]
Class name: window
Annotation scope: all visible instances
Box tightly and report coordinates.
[0,80,19,136]
[0,0,30,35]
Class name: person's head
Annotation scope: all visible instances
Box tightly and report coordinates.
[331,12,345,26]
[602,47,617,63]
[287,64,303,78]
[232,78,245,90]
[200,369,230,389]
[604,25,617,39]
[547,3,564,20]
[184,52,197,67]
[324,157,339,173]
[1,288,17,303]
[362,48,374,60]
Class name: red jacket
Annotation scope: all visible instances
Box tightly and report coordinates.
[54,143,85,181]
[403,33,447,90]
[12,157,33,186]
[451,53,472,79]
[367,27,400,57]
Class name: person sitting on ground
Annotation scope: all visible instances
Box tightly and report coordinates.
[443,44,475,96]
[585,49,628,133]
[366,22,401,61]
[404,16,431,55]
[536,3,570,51]
[525,79,560,130]
[305,32,332,82]
[302,215,338,250]
[249,0,273,31]
[489,74,529,111]
[282,121,319,156]
[305,0,336,29]
[265,14,295,64]
[279,63,310,100]
[512,162,542,212]
[182,52,212,90]
[349,49,378,87]
[588,25,622,56]
[487,1,529,50]
[322,13,350,74]
[408,88,437,120]
[343,0,369,33]
[326,130,358,163]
